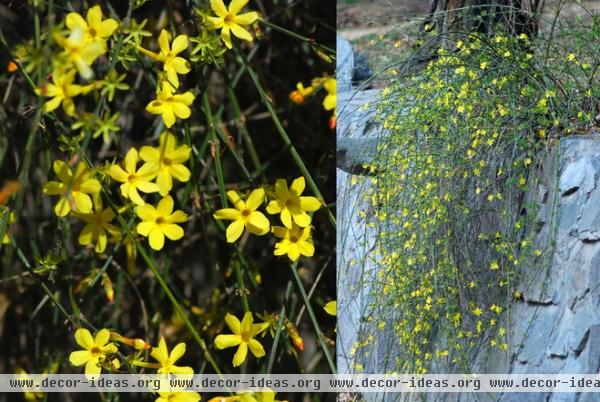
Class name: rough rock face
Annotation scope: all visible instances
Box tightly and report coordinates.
[498,136,600,402]
[337,35,390,377]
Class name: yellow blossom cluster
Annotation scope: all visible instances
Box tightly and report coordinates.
[213,176,321,262]
[43,132,191,252]
[35,6,119,115]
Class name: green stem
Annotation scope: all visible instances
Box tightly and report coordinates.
[260,20,335,55]
[266,280,293,374]
[289,264,336,374]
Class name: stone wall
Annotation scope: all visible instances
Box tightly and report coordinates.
[336,36,600,402]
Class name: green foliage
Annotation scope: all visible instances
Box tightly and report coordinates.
[362,10,600,374]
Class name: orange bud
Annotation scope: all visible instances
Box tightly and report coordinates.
[102,273,114,303]
[7,61,17,73]
[329,115,336,130]
[133,338,152,350]
[289,90,304,104]
[0,181,21,205]
[285,320,304,351]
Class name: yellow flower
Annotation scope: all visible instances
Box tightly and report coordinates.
[138,30,191,88]
[323,300,336,316]
[322,78,336,115]
[151,337,194,374]
[213,189,270,243]
[156,392,201,402]
[140,132,191,196]
[43,161,101,217]
[214,312,267,367]
[75,198,121,253]
[206,0,260,49]
[266,177,321,229]
[66,5,119,44]
[146,82,195,128]
[136,195,188,250]
[35,69,85,116]
[272,223,314,262]
[54,26,105,80]
[109,148,159,205]
[69,328,118,378]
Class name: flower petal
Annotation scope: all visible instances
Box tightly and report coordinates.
[148,227,165,250]
[157,195,174,215]
[139,146,160,163]
[210,0,228,17]
[229,0,249,15]
[75,328,95,349]
[213,208,241,221]
[234,11,259,25]
[171,102,191,119]
[136,180,159,194]
[78,224,95,246]
[220,25,232,49]
[162,223,183,240]
[281,208,292,229]
[241,311,253,333]
[214,334,241,349]
[54,197,71,217]
[300,196,321,212]
[232,343,248,367]
[169,164,191,182]
[98,19,119,38]
[156,171,173,196]
[73,192,93,214]
[151,337,169,364]
[292,210,312,227]
[287,245,300,262]
[137,221,155,236]
[247,212,270,235]
[205,16,224,29]
[298,239,315,257]
[229,23,253,42]
[162,108,176,128]
[225,219,244,243]
[158,30,171,54]
[124,148,138,173]
[66,12,87,30]
[290,176,305,196]
[167,210,188,224]
[169,342,186,362]
[247,339,265,358]
[69,350,91,366]
[84,357,102,378]
[79,178,101,194]
[271,226,288,239]
[127,186,145,206]
[225,313,241,334]
[171,35,188,54]
[109,164,128,182]
[245,188,264,211]
[136,204,157,221]
[95,329,110,346]
[265,200,281,214]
